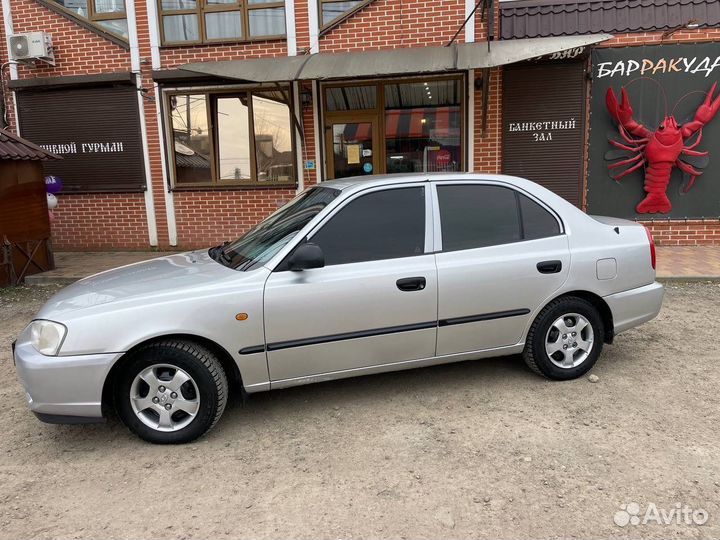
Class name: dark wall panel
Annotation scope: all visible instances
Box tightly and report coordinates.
[502,61,586,207]
[587,43,720,219]
[16,85,146,193]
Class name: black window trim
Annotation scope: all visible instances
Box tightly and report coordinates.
[432,180,565,253]
[274,183,432,271]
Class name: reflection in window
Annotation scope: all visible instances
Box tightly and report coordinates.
[216,96,251,181]
[384,80,461,174]
[94,0,125,13]
[205,11,242,39]
[326,85,376,111]
[249,7,286,36]
[168,89,296,187]
[170,94,212,184]
[252,91,293,183]
[50,0,129,39]
[163,14,200,42]
[159,0,285,43]
[320,0,364,27]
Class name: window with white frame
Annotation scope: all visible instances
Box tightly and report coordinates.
[49,0,129,39]
[159,0,286,44]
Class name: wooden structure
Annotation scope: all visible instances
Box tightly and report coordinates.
[0,128,61,286]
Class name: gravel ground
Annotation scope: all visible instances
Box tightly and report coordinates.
[1,282,719,539]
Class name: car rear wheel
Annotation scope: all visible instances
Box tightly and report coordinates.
[115,340,228,444]
[523,297,603,380]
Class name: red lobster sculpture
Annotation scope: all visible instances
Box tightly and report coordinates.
[605,82,720,213]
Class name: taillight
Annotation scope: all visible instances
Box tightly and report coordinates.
[644,226,656,270]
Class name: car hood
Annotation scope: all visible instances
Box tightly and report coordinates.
[37,250,240,317]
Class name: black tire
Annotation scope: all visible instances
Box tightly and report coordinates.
[115,340,228,444]
[522,296,604,380]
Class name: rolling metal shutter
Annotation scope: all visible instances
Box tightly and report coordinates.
[16,85,146,193]
[502,62,586,207]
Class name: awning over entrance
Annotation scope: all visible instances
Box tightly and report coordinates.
[180,34,612,82]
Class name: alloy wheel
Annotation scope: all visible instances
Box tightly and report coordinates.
[129,363,200,432]
[544,313,594,369]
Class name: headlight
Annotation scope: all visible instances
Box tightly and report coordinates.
[28,320,67,356]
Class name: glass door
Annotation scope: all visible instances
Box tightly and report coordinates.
[326,116,379,179]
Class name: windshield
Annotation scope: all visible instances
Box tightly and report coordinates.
[212,186,340,271]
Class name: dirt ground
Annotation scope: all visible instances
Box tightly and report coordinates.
[1,282,719,539]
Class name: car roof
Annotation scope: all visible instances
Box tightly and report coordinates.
[317,172,583,223]
[319,172,525,192]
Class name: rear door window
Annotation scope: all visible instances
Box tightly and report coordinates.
[437,185,521,251]
[437,184,561,251]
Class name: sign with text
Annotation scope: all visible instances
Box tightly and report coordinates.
[16,85,146,193]
[502,61,586,207]
[587,42,720,218]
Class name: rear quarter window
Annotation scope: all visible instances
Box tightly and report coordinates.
[518,193,561,240]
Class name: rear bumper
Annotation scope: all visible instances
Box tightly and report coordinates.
[605,281,664,336]
[13,340,121,422]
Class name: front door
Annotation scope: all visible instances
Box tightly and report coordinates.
[326,116,379,179]
[263,185,437,383]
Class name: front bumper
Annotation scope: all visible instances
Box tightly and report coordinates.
[605,281,664,336]
[13,339,122,422]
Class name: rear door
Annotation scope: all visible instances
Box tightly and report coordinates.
[264,184,438,383]
[433,181,570,355]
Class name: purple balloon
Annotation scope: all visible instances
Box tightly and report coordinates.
[45,176,63,194]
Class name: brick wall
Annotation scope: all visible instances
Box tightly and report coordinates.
[319,0,466,51]
[643,220,720,246]
[474,67,502,173]
[50,193,150,249]
[5,0,149,250]
[173,189,297,249]
[4,0,718,249]
[159,40,288,68]
[10,0,131,76]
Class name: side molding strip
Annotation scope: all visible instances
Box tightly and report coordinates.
[266,321,437,352]
[239,345,266,355]
[239,309,530,355]
[438,308,530,327]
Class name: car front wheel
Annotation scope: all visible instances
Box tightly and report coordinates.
[115,340,228,444]
[522,296,604,380]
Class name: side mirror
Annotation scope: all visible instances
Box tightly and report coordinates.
[287,242,325,271]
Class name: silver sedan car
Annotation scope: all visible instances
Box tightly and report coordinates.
[14,173,664,443]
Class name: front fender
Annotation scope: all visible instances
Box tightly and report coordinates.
[55,275,270,390]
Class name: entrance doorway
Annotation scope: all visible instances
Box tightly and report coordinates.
[326,116,379,179]
[322,77,465,180]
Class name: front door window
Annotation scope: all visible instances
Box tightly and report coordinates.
[309,186,426,265]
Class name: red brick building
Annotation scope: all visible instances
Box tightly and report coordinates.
[1,0,718,250]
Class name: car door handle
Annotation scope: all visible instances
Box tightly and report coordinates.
[396,277,426,291]
[537,260,562,274]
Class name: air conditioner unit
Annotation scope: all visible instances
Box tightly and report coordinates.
[9,32,55,66]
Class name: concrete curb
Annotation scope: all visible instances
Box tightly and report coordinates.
[657,276,720,283]
[24,275,81,286]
